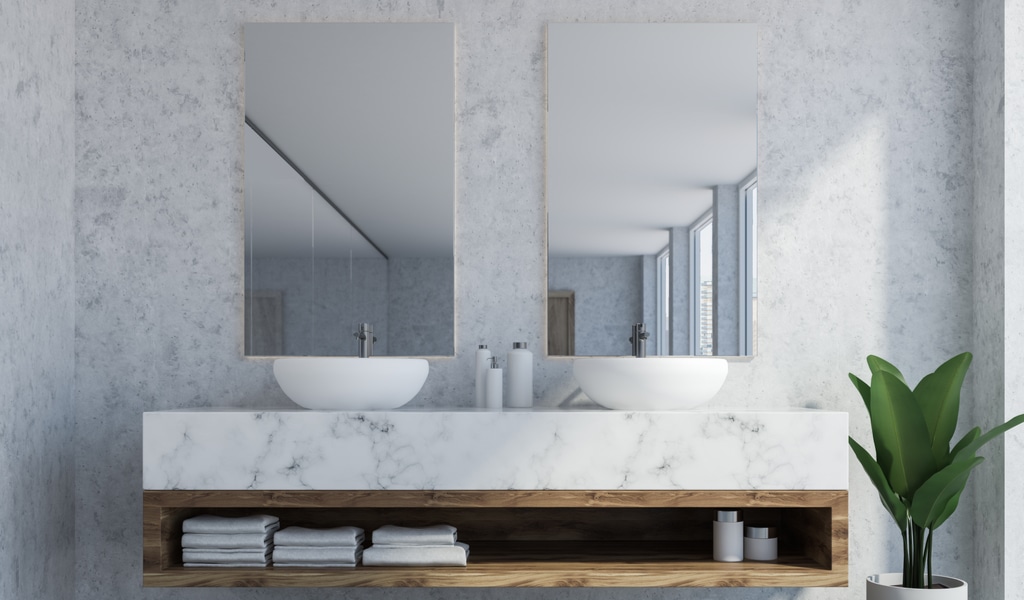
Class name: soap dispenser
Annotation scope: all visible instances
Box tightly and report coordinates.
[506,342,533,408]
[485,357,503,410]
[474,345,492,408]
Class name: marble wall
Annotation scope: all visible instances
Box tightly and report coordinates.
[0,0,76,599]
[1001,1,1024,596]
[73,1,991,599]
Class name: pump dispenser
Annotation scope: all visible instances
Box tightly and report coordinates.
[474,345,492,408]
[485,356,503,410]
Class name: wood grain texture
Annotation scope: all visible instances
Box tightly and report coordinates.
[142,489,848,588]
[144,489,846,509]
[144,560,847,588]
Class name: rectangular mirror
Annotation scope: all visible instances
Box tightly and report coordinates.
[546,23,757,357]
[244,23,455,357]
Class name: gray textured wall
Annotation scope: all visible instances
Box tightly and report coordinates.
[713,184,741,356]
[971,2,1006,599]
[250,257,389,355]
[0,0,76,599]
[972,1,1024,599]
[72,1,994,599]
[388,257,455,356]
[249,257,453,356]
[548,256,644,356]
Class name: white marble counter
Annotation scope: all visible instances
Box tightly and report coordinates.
[143,408,848,491]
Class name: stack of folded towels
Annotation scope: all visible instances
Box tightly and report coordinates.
[181,514,280,567]
[362,524,469,567]
[272,526,365,568]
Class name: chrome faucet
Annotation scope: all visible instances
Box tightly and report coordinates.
[630,323,649,358]
[354,323,377,358]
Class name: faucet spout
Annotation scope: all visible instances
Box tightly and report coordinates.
[630,323,649,358]
[354,323,377,358]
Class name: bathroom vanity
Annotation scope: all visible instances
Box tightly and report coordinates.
[142,408,848,587]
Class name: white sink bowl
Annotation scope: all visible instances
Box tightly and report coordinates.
[572,357,728,410]
[273,357,429,410]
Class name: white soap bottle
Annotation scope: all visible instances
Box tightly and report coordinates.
[485,357,503,410]
[474,345,491,408]
[506,342,533,408]
[713,510,744,562]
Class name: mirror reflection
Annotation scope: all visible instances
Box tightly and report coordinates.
[546,23,757,357]
[244,23,455,357]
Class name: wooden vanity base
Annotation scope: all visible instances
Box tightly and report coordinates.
[142,489,847,588]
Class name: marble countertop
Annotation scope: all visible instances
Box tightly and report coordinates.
[143,408,848,491]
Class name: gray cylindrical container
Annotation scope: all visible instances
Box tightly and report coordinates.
[506,342,533,408]
[744,525,778,561]
[713,510,744,562]
[475,345,492,408]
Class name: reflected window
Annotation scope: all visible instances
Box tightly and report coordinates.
[691,214,714,356]
[656,248,670,356]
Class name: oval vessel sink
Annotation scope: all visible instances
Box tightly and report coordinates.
[273,357,429,410]
[572,357,728,410]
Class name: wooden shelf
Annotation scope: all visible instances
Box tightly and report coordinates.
[143,489,847,588]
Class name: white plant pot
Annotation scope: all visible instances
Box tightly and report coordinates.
[866,573,968,599]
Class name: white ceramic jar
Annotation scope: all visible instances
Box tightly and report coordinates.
[712,510,743,562]
[743,525,778,561]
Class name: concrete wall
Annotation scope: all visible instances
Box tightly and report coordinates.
[0,0,77,599]
[248,256,453,356]
[548,256,644,356]
[74,1,981,598]
[972,1,1024,599]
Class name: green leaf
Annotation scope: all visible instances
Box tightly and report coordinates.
[931,489,964,531]
[949,427,980,459]
[951,413,1024,463]
[908,456,983,530]
[866,355,907,384]
[870,370,937,497]
[850,373,871,412]
[850,437,907,528]
[912,352,971,467]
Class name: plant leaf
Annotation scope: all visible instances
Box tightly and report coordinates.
[951,413,1024,463]
[866,355,907,384]
[931,489,964,531]
[850,437,907,528]
[949,427,980,459]
[850,373,871,412]
[870,370,936,497]
[912,352,971,467]
[908,456,983,530]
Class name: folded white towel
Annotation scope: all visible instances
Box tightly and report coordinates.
[272,562,357,568]
[273,546,363,564]
[362,542,469,567]
[184,562,269,568]
[182,532,275,550]
[183,548,272,564]
[371,524,457,546]
[182,514,280,535]
[274,526,364,547]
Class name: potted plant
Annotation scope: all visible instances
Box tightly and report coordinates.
[849,352,1024,598]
